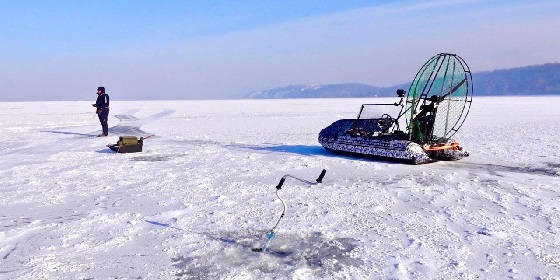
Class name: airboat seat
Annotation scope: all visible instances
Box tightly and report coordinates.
[345,117,396,137]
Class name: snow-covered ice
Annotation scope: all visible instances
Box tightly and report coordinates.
[1,97,559,279]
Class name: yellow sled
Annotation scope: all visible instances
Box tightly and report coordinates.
[107,136,143,153]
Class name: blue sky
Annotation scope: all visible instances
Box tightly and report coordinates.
[1,0,559,100]
[1,1,389,59]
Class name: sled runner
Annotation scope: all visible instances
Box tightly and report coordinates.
[319,53,472,164]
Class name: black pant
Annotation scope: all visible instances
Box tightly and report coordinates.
[98,108,109,135]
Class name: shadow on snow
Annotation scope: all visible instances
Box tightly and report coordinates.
[143,220,363,279]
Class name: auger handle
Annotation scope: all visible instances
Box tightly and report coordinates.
[276,169,327,190]
[316,169,327,183]
[276,178,286,190]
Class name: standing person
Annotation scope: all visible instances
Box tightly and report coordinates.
[92,86,110,137]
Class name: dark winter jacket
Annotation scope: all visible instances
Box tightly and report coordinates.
[95,93,110,109]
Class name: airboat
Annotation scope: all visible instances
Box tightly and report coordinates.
[318,53,473,164]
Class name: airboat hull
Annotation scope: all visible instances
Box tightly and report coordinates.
[318,119,468,164]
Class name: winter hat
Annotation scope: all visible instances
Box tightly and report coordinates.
[97,87,105,94]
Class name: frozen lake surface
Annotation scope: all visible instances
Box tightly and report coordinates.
[1,97,559,279]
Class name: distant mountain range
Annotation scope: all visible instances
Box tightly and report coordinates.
[246,83,391,99]
[247,63,560,98]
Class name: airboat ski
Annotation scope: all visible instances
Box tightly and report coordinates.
[319,53,473,164]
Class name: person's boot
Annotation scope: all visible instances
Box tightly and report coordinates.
[97,134,107,137]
